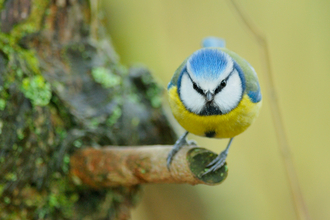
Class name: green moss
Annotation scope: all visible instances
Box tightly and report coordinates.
[21,75,52,106]
[92,66,121,88]
[4,172,17,181]
[56,127,67,139]
[73,139,83,148]
[138,69,163,108]
[128,93,140,103]
[0,0,51,107]
[90,118,101,128]
[0,0,49,74]
[0,33,16,55]
[62,154,70,174]
[0,98,5,110]
[16,128,25,140]
[18,49,41,74]
[0,0,159,217]
[4,197,11,204]
[0,1,94,219]
[35,157,43,166]
[187,148,228,185]
[131,117,140,127]
[48,192,59,208]
[146,86,162,108]
[10,0,50,39]
[0,0,5,10]
[0,32,51,108]
[106,105,122,126]
[34,126,41,135]
[35,174,79,219]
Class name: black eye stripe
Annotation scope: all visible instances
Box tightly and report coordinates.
[214,84,223,94]
[185,68,235,95]
[186,72,204,95]
[214,68,235,94]
[214,79,227,94]
[193,82,204,95]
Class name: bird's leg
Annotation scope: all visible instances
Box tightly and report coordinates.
[167,131,193,170]
[202,138,234,176]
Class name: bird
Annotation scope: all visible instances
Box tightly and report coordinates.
[166,37,262,175]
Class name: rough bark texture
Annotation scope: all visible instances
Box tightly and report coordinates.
[0,0,176,219]
[70,146,228,187]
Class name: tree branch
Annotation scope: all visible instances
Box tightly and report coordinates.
[70,146,228,188]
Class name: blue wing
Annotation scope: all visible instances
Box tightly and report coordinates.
[245,63,262,103]
[219,47,262,103]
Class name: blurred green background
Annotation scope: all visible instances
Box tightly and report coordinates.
[102,0,330,219]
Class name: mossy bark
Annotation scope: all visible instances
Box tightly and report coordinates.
[0,0,176,219]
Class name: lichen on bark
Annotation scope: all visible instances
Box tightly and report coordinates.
[0,0,175,219]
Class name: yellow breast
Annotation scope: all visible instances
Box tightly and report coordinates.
[168,86,262,138]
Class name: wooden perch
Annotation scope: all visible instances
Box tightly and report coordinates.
[70,145,228,188]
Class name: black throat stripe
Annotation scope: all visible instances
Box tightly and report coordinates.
[199,103,222,116]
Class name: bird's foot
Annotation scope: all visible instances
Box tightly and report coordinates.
[201,151,227,176]
[166,148,179,171]
[167,132,194,170]
[186,139,197,146]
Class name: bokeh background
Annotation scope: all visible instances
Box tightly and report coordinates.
[102,0,330,219]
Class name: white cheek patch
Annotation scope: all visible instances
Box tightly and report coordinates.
[179,73,205,114]
[213,71,242,114]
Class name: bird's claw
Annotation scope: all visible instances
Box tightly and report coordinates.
[201,152,227,176]
[166,150,175,170]
[167,132,194,171]
[187,139,197,146]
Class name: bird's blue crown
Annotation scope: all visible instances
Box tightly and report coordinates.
[187,48,230,81]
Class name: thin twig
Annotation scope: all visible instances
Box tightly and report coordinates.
[70,145,228,188]
[227,1,310,219]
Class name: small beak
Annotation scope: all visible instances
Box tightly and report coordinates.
[206,91,214,102]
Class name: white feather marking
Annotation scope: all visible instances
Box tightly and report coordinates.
[213,70,242,114]
[179,73,205,114]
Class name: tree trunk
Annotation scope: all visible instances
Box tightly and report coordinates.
[0,0,175,219]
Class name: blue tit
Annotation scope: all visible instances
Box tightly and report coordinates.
[167,37,262,175]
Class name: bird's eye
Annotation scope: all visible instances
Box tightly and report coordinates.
[192,82,204,95]
[221,80,227,88]
[215,80,227,94]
